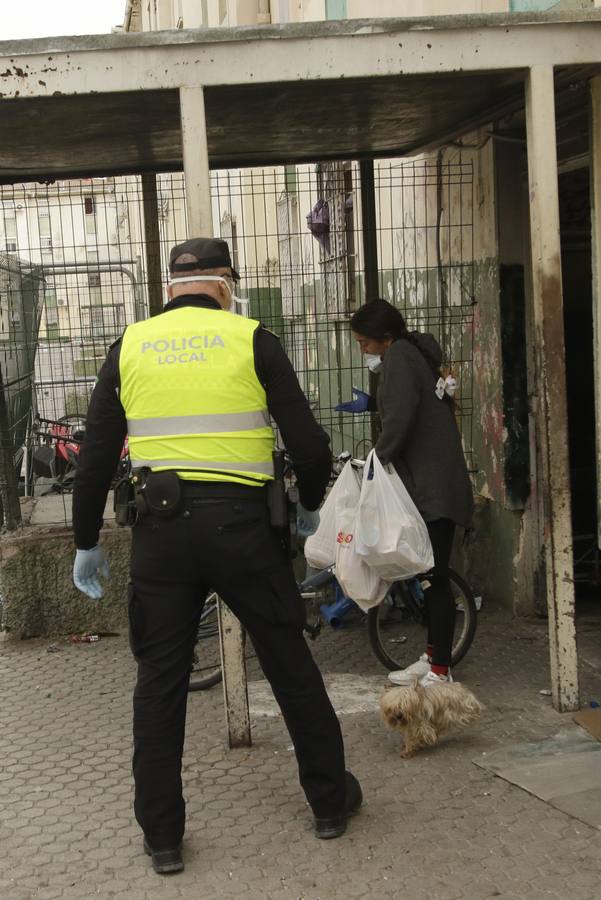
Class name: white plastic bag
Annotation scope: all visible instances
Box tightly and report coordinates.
[334,501,392,610]
[304,460,361,570]
[354,449,434,580]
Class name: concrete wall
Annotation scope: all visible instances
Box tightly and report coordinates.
[0,523,132,638]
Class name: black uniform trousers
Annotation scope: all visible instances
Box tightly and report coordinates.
[128,485,346,850]
[424,518,456,668]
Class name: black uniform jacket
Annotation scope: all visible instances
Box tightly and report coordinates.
[73,295,331,549]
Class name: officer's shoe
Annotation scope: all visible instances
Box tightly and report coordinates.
[314,771,363,839]
[143,837,184,874]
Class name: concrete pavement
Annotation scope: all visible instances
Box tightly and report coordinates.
[1,603,600,899]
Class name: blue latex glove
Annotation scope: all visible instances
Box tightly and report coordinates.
[73,545,110,600]
[335,387,371,414]
[297,503,320,539]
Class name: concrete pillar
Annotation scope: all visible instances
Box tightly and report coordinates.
[179,84,251,746]
[141,173,164,318]
[590,76,601,549]
[179,86,213,237]
[524,66,579,712]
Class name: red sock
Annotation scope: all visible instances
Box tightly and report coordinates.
[431,664,449,677]
[426,645,433,661]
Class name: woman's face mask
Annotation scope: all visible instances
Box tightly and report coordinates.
[365,354,383,374]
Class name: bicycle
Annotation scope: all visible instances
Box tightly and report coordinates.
[188,591,222,691]
[188,562,478,691]
[29,414,129,494]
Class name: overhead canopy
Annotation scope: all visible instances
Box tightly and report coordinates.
[0,10,600,182]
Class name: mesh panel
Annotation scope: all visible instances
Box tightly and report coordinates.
[0,154,475,527]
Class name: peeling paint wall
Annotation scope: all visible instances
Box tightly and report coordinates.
[449,135,539,612]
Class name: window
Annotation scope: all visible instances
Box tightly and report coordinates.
[85,305,124,339]
[88,286,103,306]
[4,213,17,252]
[87,250,99,286]
[39,210,52,250]
[325,0,347,19]
[285,165,297,193]
[45,286,57,308]
[84,196,96,234]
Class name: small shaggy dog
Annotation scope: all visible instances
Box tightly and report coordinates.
[379,679,484,758]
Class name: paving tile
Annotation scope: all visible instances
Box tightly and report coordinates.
[0,608,601,898]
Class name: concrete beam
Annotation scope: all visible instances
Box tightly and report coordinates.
[0,16,600,100]
[525,65,579,712]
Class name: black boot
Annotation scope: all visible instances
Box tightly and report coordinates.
[314,771,363,839]
[143,837,184,874]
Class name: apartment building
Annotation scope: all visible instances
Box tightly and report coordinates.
[0,178,145,418]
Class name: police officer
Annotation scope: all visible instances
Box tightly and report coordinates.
[72,238,362,874]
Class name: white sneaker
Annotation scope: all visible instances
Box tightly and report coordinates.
[388,653,431,686]
[419,669,453,688]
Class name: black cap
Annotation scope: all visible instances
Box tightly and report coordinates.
[169,237,240,281]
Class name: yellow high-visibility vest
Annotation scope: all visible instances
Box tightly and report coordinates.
[119,306,274,484]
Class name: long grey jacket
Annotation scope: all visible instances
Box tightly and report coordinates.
[374,334,474,528]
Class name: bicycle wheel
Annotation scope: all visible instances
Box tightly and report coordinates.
[367,568,478,672]
[188,593,223,691]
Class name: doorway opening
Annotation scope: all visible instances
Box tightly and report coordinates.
[559,166,599,597]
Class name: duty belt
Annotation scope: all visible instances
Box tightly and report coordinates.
[179,481,268,501]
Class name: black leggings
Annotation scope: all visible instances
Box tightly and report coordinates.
[424,518,456,667]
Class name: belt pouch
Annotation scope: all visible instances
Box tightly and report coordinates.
[142,470,183,519]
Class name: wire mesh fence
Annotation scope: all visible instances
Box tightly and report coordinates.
[0,151,475,527]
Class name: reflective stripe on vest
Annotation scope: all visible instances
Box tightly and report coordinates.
[132,458,274,475]
[119,307,275,484]
[127,409,271,438]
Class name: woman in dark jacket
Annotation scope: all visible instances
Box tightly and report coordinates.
[337,299,474,686]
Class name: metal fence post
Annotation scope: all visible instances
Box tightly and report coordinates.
[141,173,164,318]
[0,365,22,530]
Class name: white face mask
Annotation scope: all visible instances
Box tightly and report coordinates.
[365,354,383,374]
[168,274,248,315]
